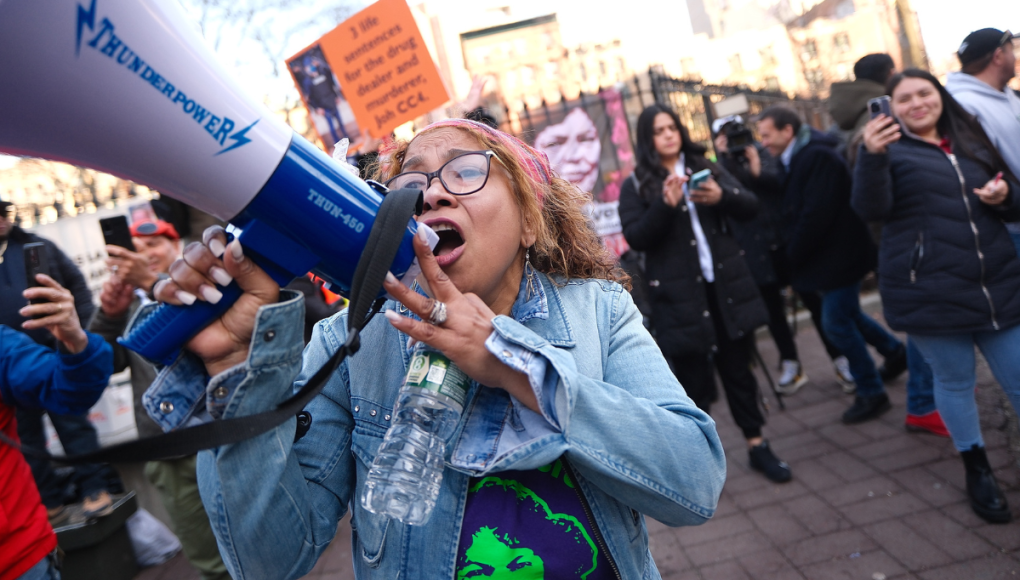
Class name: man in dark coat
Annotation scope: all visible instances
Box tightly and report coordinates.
[619,106,791,483]
[0,200,121,522]
[714,120,851,395]
[757,107,906,424]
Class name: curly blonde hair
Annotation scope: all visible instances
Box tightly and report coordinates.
[372,123,630,289]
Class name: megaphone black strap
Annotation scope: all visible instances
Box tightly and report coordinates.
[1,188,423,464]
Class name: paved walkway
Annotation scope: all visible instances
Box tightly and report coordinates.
[137,315,1020,580]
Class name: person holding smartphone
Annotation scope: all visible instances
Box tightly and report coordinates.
[619,104,793,483]
[854,69,1020,524]
[0,200,122,523]
[1,274,113,580]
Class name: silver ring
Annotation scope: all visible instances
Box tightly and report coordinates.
[111,265,119,273]
[57,303,63,312]
[426,300,447,325]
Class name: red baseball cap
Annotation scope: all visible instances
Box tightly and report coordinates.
[130,220,180,241]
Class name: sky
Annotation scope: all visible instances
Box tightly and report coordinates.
[0,0,1015,172]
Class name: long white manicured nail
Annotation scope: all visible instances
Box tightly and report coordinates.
[229,240,244,261]
[208,238,226,258]
[200,285,223,304]
[176,290,197,305]
[210,266,233,287]
[417,227,428,242]
[384,310,401,323]
[385,271,398,285]
[406,336,418,349]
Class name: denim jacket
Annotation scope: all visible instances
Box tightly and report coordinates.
[139,271,726,579]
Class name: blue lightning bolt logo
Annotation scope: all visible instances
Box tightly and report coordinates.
[216,119,259,156]
[76,0,97,56]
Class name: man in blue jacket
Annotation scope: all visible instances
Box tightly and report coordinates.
[757,106,906,424]
[1,273,113,580]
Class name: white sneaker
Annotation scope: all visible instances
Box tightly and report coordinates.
[776,360,808,394]
[834,356,855,393]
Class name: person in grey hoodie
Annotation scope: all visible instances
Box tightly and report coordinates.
[946,28,1020,252]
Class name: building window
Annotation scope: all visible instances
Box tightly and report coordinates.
[599,60,607,76]
[728,53,743,74]
[579,63,588,82]
[801,40,818,62]
[765,76,781,92]
[805,68,824,91]
[759,47,778,67]
[834,33,850,53]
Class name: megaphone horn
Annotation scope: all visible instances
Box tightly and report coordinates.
[0,0,420,364]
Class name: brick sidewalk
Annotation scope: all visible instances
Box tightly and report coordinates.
[138,319,1020,580]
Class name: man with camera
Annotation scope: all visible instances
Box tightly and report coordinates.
[1,273,113,580]
[713,118,853,395]
[757,107,906,424]
[0,199,121,523]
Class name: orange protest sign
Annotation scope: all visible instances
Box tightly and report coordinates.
[291,0,449,139]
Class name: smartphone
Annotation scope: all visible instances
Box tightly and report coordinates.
[689,168,712,190]
[868,96,892,120]
[23,242,51,307]
[100,215,135,251]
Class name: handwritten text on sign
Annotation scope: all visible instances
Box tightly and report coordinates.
[320,0,449,135]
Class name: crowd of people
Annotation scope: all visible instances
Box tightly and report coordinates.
[0,25,1018,580]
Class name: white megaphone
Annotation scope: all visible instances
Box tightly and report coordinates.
[0,0,423,364]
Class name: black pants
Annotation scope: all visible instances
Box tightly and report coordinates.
[759,282,798,362]
[669,284,765,440]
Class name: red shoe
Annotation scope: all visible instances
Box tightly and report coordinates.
[905,411,950,437]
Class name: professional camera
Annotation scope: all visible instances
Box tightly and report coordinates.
[721,120,755,155]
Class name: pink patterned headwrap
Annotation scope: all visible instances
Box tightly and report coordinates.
[416,118,552,204]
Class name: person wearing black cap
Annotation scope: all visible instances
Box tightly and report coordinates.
[946,28,1020,252]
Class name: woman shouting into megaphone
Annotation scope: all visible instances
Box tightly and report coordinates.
[145,119,725,580]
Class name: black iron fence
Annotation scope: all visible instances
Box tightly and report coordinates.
[494,66,832,158]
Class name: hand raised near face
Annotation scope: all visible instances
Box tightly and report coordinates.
[862,115,901,154]
[382,229,540,413]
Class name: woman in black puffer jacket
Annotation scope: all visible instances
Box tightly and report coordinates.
[852,69,1020,525]
[620,104,791,483]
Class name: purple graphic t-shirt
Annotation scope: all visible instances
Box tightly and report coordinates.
[455,458,616,579]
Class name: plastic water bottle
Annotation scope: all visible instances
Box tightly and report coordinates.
[360,342,471,525]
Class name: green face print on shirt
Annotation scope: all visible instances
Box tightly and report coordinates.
[456,475,600,579]
[458,526,545,579]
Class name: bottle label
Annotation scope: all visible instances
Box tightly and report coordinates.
[406,351,470,407]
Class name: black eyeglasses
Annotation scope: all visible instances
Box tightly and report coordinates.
[385,150,500,195]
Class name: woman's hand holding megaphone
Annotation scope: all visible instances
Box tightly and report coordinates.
[154,225,280,377]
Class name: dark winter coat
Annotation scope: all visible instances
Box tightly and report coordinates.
[718,147,787,286]
[0,227,94,348]
[851,135,1020,335]
[619,155,769,357]
[781,128,876,292]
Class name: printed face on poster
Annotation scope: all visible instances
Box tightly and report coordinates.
[528,89,635,257]
[287,0,449,151]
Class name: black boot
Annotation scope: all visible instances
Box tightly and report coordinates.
[960,445,1011,524]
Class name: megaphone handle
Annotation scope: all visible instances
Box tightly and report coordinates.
[118,247,297,366]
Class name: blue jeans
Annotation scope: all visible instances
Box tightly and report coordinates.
[17,555,60,580]
[906,337,936,415]
[912,325,1020,451]
[820,282,902,398]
